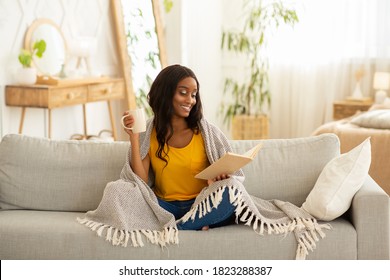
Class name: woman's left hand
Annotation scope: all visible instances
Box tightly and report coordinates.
[207,174,230,186]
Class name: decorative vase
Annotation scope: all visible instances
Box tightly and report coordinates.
[232,114,269,140]
[351,81,363,99]
[15,67,37,85]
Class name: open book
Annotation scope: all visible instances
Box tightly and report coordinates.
[195,142,263,180]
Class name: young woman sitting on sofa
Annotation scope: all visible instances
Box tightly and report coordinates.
[122,64,236,231]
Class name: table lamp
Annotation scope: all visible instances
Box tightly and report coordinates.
[373,72,390,104]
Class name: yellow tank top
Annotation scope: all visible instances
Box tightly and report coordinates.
[149,129,209,201]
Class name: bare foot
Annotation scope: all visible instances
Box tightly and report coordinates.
[201,226,209,231]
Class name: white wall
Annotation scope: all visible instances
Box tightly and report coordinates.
[0,0,123,140]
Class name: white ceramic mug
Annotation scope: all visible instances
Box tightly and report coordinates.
[121,108,147,133]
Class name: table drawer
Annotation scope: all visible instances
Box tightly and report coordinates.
[49,86,88,108]
[88,81,125,102]
[6,86,49,107]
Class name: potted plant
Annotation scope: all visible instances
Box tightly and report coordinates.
[220,0,298,139]
[16,39,46,85]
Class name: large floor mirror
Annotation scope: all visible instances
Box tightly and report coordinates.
[112,0,168,115]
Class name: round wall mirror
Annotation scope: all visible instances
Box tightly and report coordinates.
[24,18,67,76]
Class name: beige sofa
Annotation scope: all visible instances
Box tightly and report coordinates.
[0,133,389,260]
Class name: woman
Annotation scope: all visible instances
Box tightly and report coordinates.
[79,65,328,257]
[122,64,236,230]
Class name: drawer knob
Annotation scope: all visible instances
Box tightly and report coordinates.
[103,88,112,95]
[67,92,76,99]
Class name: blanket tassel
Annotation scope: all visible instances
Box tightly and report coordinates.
[77,217,177,248]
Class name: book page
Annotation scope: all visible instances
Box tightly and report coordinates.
[242,142,263,158]
[195,143,262,180]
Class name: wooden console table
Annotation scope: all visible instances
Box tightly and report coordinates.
[5,77,125,140]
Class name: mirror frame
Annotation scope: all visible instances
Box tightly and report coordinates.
[111,0,136,110]
[24,18,67,76]
[151,0,168,68]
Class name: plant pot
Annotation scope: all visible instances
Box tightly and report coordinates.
[232,114,269,140]
[15,67,37,85]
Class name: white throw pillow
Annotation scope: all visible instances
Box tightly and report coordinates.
[350,109,390,129]
[302,137,371,221]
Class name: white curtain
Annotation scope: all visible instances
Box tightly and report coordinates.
[268,0,390,138]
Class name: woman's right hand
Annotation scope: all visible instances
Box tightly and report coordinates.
[122,111,138,140]
[123,111,150,182]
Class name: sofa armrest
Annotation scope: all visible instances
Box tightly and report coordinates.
[350,176,389,259]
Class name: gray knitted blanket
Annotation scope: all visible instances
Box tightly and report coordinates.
[78,118,330,259]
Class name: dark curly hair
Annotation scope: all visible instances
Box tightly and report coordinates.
[148,64,203,164]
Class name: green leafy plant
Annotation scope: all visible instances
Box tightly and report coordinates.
[163,0,174,13]
[220,0,298,125]
[18,39,46,68]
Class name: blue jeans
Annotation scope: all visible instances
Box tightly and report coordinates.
[157,188,235,230]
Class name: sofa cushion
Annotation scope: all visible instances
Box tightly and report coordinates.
[229,133,340,206]
[0,210,357,260]
[0,134,129,211]
[302,138,371,221]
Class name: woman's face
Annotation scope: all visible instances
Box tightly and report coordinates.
[172,77,198,118]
